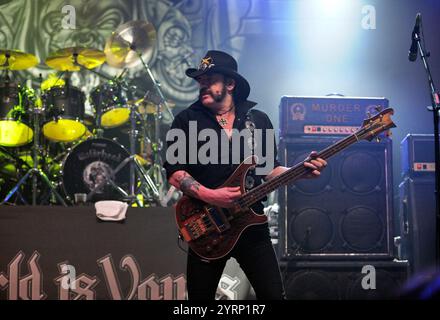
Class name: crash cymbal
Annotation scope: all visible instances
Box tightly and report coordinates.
[0,49,39,70]
[104,20,156,68]
[45,47,106,71]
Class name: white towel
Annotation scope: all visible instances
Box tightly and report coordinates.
[95,201,128,221]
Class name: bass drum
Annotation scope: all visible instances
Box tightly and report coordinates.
[61,138,130,202]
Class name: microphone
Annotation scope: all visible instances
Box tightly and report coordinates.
[408,13,421,62]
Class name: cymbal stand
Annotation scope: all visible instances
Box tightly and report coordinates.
[1,106,67,206]
[135,50,174,121]
[128,104,161,204]
[146,102,167,200]
[133,48,175,203]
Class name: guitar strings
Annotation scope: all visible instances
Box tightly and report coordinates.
[237,131,364,208]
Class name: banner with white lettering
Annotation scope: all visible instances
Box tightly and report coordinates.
[0,206,187,300]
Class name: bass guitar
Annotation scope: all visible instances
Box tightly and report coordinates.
[175,108,396,260]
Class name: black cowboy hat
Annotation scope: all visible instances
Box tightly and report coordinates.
[185,50,250,101]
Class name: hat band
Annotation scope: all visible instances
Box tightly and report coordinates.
[198,57,215,71]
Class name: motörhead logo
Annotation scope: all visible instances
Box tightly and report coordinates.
[77,149,122,163]
[290,103,306,121]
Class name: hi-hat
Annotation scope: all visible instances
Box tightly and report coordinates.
[129,98,175,115]
[0,49,39,70]
[45,47,106,71]
[104,20,156,68]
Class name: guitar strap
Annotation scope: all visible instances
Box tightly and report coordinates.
[244,109,257,156]
[244,109,257,190]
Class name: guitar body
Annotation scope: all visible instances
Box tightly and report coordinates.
[175,156,267,261]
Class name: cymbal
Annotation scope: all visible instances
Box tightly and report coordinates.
[104,20,156,68]
[0,49,39,70]
[129,98,175,115]
[45,47,106,71]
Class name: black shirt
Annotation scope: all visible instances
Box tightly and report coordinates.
[163,99,281,212]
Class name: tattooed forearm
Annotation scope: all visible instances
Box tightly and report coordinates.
[170,171,202,198]
[180,176,201,198]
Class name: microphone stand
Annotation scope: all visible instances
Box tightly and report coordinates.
[413,30,440,270]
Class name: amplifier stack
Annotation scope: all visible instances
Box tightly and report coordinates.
[398,134,436,273]
[277,95,408,299]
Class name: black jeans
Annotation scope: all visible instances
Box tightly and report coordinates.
[186,224,285,300]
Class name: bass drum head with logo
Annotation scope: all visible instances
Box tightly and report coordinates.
[61,138,130,202]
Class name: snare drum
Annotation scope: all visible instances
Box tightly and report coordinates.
[42,85,86,142]
[61,138,130,202]
[0,82,33,147]
[90,81,129,128]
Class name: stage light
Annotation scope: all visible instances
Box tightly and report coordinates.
[319,0,356,18]
[288,0,363,94]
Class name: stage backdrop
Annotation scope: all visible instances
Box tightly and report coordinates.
[0,0,249,109]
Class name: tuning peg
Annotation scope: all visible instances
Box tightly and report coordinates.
[376,136,381,143]
[367,112,372,118]
[375,106,382,113]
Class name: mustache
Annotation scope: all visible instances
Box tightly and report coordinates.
[199,88,212,97]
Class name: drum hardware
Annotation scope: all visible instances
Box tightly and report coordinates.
[1,103,67,206]
[0,145,32,171]
[134,91,173,201]
[128,103,161,204]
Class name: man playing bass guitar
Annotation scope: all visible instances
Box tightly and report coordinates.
[164,50,327,300]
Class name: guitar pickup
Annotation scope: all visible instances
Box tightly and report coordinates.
[207,207,231,233]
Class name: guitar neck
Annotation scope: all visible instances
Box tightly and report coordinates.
[237,132,361,209]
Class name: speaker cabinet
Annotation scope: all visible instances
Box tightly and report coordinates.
[398,177,436,273]
[281,260,408,300]
[278,137,394,259]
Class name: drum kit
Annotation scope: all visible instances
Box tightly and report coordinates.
[0,21,175,206]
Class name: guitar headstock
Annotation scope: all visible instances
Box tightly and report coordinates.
[357,108,396,141]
